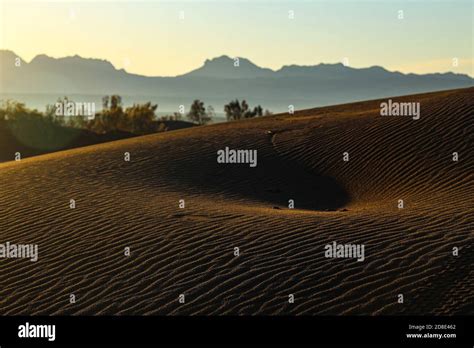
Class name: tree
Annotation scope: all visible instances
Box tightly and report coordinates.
[102,95,122,110]
[224,99,265,120]
[264,109,273,116]
[224,99,242,121]
[206,105,216,122]
[110,95,122,110]
[253,105,263,117]
[187,99,210,125]
[241,100,249,116]
[125,102,158,135]
[92,95,128,133]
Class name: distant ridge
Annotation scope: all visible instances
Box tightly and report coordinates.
[1,50,472,112]
[182,55,274,79]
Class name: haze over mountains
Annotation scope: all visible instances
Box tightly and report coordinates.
[0,50,472,113]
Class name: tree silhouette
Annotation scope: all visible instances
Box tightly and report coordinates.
[188,99,211,125]
[125,102,158,134]
[224,99,265,120]
[224,99,242,121]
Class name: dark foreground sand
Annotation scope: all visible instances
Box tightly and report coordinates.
[0,88,472,315]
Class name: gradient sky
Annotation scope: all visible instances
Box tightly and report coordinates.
[1,0,472,77]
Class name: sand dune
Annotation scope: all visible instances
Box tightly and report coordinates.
[0,88,472,315]
[0,120,194,163]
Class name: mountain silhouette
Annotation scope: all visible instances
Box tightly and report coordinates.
[1,50,472,112]
[183,55,274,79]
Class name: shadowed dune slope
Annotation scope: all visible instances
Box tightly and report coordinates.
[0,88,472,315]
[0,120,195,163]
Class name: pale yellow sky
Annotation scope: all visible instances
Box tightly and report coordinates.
[1,0,472,77]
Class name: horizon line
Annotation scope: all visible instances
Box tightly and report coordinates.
[2,49,472,79]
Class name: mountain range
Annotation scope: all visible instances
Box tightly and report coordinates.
[0,50,472,113]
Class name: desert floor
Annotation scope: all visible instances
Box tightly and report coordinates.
[0,88,472,315]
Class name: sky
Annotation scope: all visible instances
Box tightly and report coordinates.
[0,0,472,77]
